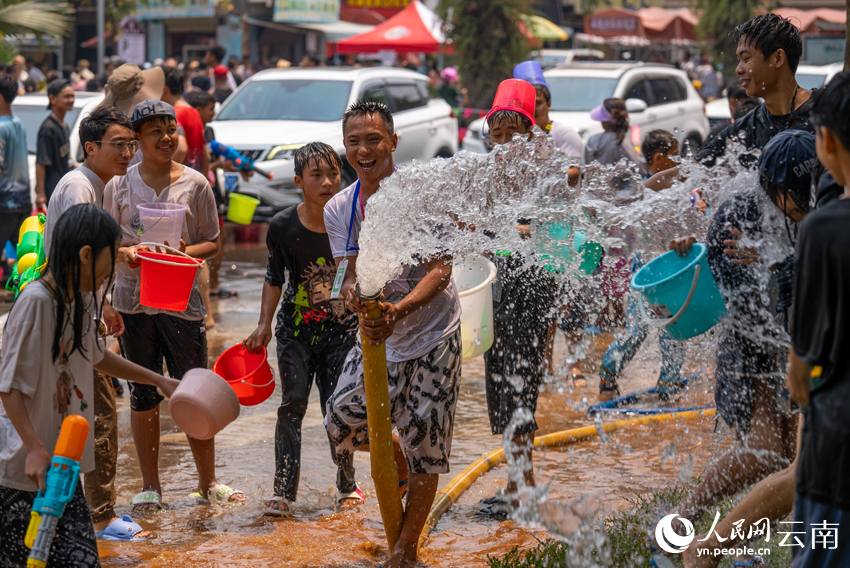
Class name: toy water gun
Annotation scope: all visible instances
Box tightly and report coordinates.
[25,415,90,568]
[5,213,47,298]
[210,140,273,180]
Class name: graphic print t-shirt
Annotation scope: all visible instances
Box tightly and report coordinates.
[266,205,357,338]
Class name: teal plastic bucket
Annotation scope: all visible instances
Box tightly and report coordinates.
[630,244,726,340]
[539,222,603,276]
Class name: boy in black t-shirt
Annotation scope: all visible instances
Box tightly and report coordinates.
[788,73,850,568]
[35,79,74,207]
[244,143,359,517]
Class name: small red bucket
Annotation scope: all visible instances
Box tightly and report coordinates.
[213,344,276,406]
[137,243,203,312]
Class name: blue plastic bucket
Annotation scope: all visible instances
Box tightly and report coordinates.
[539,222,603,276]
[630,244,726,340]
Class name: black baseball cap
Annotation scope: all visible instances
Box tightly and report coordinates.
[46,78,71,109]
[758,130,817,211]
[130,98,176,129]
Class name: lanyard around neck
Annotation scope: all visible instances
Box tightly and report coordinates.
[344,181,361,255]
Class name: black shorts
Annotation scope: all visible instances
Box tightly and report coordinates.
[484,255,557,436]
[0,480,100,568]
[118,312,207,412]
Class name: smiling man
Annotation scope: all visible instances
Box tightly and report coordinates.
[323,100,462,568]
[646,14,816,190]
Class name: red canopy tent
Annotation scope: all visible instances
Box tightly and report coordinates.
[336,0,447,54]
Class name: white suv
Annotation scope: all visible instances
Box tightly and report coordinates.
[210,67,458,216]
[463,62,709,155]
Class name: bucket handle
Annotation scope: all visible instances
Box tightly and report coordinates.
[240,367,275,389]
[138,242,204,269]
[637,264,700,329]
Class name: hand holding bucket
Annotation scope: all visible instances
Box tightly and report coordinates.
[136,242,204,312]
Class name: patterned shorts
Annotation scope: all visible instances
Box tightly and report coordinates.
[324,329,462,475]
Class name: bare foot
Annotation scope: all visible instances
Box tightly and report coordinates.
[228,492,246,503]
[264,498,291,517]
[382,548,417,568]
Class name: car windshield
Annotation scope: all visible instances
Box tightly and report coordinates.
[546,77,618,112]
[535,55,567,68]
[12,106,82,154]
[216,79,352,122]
[796,73,827,90]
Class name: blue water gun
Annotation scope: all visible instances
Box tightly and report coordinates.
[210,140,274,179]
[25,415,90,568]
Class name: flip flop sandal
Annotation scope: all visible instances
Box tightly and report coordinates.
[95,515,150,541]
[336,485,367,508]
[190,483,245,505]
[263,496,293,518]
[131,490,163,513]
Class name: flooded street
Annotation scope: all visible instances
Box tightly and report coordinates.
[94,235,731,567]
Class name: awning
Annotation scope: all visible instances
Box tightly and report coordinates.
[520,15,568,42]
[297,20,375,41]
[337,1,447,53]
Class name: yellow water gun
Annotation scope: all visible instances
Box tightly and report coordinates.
[5,213,46,298]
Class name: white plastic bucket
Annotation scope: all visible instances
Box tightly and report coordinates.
[137,203,187,248]
[452,256,497,360]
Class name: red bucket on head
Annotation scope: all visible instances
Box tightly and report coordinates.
[486,79,536,126]
[213,344,275,406]
[137,249,203,312]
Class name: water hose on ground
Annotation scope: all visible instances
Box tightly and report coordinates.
[359,293,404,550]
[420,407,717,544]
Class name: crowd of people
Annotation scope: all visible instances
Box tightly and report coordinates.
[0,11,848,568]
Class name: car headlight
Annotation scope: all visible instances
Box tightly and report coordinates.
[266,143,306,161]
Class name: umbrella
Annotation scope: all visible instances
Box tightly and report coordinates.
[520,14,568,42]
[337,0,446,54]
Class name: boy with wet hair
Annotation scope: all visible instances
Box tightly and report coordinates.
[641,129,678,174]
[647,14,814,190]
[244,142,359,517]
[478,80,559,518]
[786,72,850,568]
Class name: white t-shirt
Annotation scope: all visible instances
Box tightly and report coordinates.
[43,165,105,255]
[0,281,102,491]
[324,181,461,363]
[103,164,220,321]
[550,121,583,161]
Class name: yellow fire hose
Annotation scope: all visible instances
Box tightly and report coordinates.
[360,295,404,551]
[420,407,716,544]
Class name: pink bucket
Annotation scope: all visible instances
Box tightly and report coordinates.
[168,369,240,440]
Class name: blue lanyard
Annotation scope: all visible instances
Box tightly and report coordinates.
[344,180,360,255]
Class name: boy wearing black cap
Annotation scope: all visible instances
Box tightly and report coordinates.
[104,99,244,512]
[670,129,817,528]
[35,79,74,207]
[786,73,850,568]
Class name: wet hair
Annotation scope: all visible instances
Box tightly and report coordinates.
[642,130,676,165]
[207,45,226,64]
[603,97,626,113]
[294,142,342,178]
[185,89,216,109]
[727,85,748,101]
[534,84,551,105]
[811,72,850,152]
[79,105,133,158]
[0,74,18,104]
[342,100,394,137]
[162,65,184,96]
[486,109,532,131]
[733,97,761,121]
[133,115,177,134]
[46,204,120,362]
[732,14,802,74]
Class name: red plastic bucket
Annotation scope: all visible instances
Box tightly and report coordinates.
[485,79,536,125]
[213,344,275,406]
[137,243,203,312]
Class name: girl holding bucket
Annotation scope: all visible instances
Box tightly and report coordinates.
[0,205,181,566]
[104,100,245,511]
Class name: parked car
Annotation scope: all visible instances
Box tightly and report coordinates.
[705,62,844,127]
[12,92,104,206]
[210,67,458,217]
[532,49,606,69]
[462,63,709,156]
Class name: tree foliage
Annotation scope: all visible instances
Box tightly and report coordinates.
[0,0,73,38]
[437,0,532,108]
[696,0,761,77]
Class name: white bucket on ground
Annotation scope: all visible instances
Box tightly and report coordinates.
[452,256,497,360]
